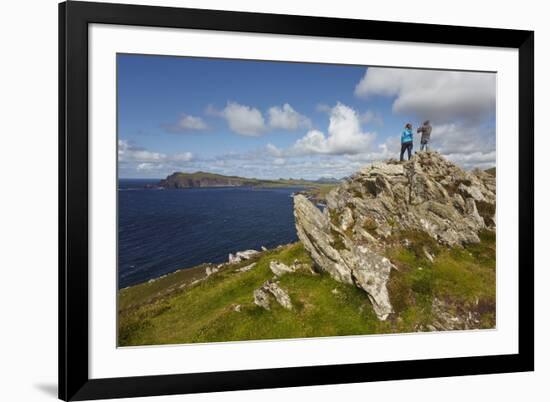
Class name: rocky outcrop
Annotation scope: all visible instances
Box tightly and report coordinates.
[205,266,219,276]
[228,250,259,263]
[293,152,496,321]
[294,195,394,319]
[253,280,293,310]
[424,298,485,331]
[269,261,295,276]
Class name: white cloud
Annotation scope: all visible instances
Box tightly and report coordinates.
[118,140,194,175]
[359,110,384,126]
[171,152,194,162]
[344,123,495,170]
[118,140,166,162]
[316,103,331,113]
[176,114,207,131]
[266,143,283,157]
[210,102,312,135]
[268,103,311,130]
[137,162,164,171]
[273,158,286,165]
[353,67,496,169]
[354,67,496,123]
[292,103,375,155]
[204,104,220,117]
[344,136,400,163]
[221,102,266,136]
[443,151,496,169]
[162,114,208,133]
[430,122,495,156]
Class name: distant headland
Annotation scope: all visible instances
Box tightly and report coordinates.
[156,171,340,190]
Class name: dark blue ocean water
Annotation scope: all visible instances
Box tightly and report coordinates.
[118,179,303,288]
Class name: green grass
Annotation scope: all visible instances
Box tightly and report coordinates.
[386,230,496,329]
[119,232,496,346]
[118,263,211,311]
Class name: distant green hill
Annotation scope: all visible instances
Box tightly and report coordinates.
[159,171,339,192]
[484,167,496,177]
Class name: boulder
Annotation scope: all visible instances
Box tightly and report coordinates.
[269,261,295,276]
[228,249,259,263]
[205,266,219,276]
[253,280,293,310]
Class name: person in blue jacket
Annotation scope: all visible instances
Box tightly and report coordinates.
[400,123,414,161]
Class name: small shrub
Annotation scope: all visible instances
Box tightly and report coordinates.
[410,269,435,296]
[387,268,414,314]
[392,230,439,261]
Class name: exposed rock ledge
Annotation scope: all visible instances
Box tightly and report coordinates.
[253,280,293,310]
[294,152,496,320]
[228,250,259,263]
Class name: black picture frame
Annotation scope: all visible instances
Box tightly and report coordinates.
[59,1,534,400]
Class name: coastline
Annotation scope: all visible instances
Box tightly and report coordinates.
[118,242,294,312]
[117,185,333,289]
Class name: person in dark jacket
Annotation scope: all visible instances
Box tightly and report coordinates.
[400,123,414,161]
[417,120,432,151]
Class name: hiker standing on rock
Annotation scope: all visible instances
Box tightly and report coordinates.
[400,123,414,161]
[417,120,432,151]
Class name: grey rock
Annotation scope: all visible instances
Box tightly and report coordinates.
[236,262,257,273]
[294,194,393,320]
[253,280,293,310]
[423,247,434,263]
[205,266,219,276]
[253,287,271,310]
[269,260,295,277]
[340,207,354,231]
[430,298,482,331]
[229,249,259,263]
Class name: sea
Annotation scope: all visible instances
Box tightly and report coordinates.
[118,179,304,289]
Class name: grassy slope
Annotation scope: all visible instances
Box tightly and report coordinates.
[386,230,496,330]
[118,230,495,346]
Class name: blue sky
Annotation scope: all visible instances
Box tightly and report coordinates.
[118,54,496,179]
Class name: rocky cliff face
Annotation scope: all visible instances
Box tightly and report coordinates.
[294,152,496,320]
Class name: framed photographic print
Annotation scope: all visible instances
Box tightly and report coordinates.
[59,1,534,400]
